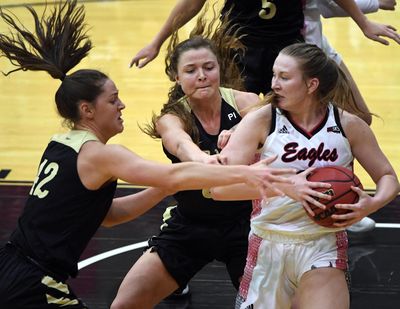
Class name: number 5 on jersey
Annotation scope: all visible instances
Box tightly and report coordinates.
[259,0,277,19]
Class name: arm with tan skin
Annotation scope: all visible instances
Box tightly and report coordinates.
[331,111,400,227]
[78,140,294,199]
[102,187,173,227]
[212,105,332,207]
[334,0,400,45]
[156,113,220,164]
[319,0,396,18]
[130,0,206,68]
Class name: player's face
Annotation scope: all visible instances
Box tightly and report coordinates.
[271,54,310,111]
[176,47,220,101]
[92,79,125,140]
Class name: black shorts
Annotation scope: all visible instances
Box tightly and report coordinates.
[0,244,88,309]
[148,206,250,290]
[238,35,304,95]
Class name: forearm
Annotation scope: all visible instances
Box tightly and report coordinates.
[320,0,379,18]
[151,0,206,49]
[175,141,210,162]
[333,0,369,29]
[169,162,249,191]
[369,174,400,213]
[210,183,262,201]
[102,187,170,227]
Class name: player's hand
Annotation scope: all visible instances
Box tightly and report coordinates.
[362,20,400,45]
[217,129,233,149]
[246,156,296,200]
[279,168,333,216]
[202,154,223,165]
[129,43,160,68]
[331,186,372,227]
[379,0,396,10]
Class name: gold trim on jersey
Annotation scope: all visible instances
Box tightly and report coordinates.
[50,130,99,153]
[178,87,240,113]
[41,275,80,306]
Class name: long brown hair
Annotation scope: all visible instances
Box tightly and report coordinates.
[0,0,109,128]
[141,4,246,143]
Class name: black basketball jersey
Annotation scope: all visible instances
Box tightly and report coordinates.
[9,130,117,278]
[163,88,252,223]
[221,0,305,45]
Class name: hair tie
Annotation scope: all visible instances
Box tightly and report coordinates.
[60,73,66,81]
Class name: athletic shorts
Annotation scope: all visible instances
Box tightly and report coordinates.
[0,244,88,309]
[236,230,349,309]
[237,35,304,95]
[147,206,250,290]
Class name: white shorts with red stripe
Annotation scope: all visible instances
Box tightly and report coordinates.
[236,230,348,309]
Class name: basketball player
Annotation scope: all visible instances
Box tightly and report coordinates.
[0,2,295,308]
[303,0,398,232]
[211,43,400,309]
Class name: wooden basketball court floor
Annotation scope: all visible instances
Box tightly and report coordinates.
[0,0,399,308]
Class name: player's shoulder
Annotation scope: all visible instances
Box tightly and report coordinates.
[337,109,371,140]
[81,141,128,159]
[337,109,367,127]
[242,103,272,128]
[232,89,262,110]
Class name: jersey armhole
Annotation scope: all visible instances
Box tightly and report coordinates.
[333,106,347,138]
[269,107,277,136]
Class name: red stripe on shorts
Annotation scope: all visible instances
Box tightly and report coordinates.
[238,233,263,299]
[335,230,348,270]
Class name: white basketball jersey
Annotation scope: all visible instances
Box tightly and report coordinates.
[252,104,354,237]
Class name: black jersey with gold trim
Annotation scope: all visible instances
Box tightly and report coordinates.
[9,130,117,278]
[163,88,252,223]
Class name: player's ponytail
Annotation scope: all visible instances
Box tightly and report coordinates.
[0,0,92,80]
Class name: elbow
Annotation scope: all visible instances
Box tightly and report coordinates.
[101,218,116,228]
[101,208,118,228]
[209,187,223,201]
[396,179,400,195]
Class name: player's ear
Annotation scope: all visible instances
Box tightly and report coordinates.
[306,77,319,94]
[79,100,95,120]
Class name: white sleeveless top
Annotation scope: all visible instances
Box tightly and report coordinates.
[252,104,353,237]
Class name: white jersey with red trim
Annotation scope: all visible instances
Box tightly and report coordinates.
[251,104,353,237]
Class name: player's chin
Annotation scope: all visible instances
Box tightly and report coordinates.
[118,118,124,129]
[194,89,212,98]
[114,123,124,134]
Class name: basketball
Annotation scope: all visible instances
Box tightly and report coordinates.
[305,166,363,228]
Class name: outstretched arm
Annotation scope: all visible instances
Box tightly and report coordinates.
[157,113,220,164]
[79,140,294,199]
[102,187,172,227]
[320,0,396,18]
[334,0,400,45]
[130,0,206,68]
[319,0,380,18]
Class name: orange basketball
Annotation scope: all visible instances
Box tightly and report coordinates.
[305,166,363,228]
